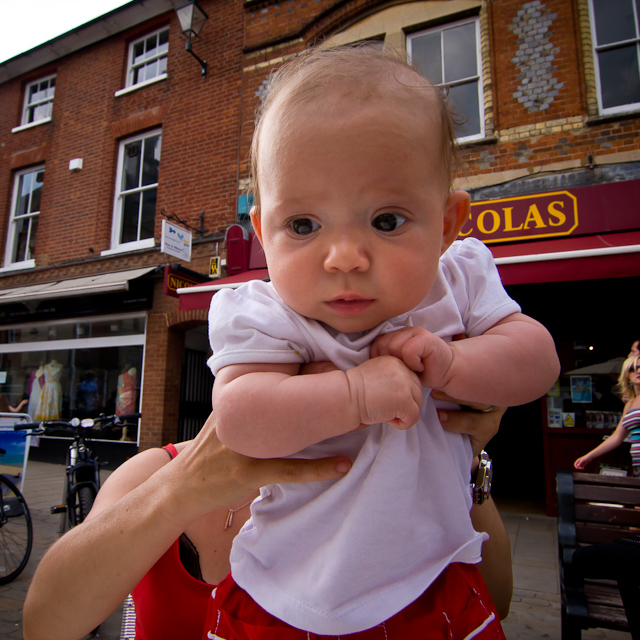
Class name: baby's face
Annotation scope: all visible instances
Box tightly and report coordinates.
[252,88,468,333]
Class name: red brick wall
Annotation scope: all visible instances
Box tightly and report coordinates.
[238,0,640,187]
[0,0,244,282]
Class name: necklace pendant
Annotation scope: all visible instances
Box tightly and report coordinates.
[224,509,233,531]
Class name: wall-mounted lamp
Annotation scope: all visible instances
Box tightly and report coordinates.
[175,0,208,77]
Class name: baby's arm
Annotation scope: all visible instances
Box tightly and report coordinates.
[371,312,559,407]
[213,356,423,458]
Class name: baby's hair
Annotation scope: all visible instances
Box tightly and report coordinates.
[249,43,459,210]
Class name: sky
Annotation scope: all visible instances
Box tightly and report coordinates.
[0,0,133,64]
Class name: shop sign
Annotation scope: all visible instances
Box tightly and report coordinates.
[462,191,578,244]
[161,219,192,262]
[163,265,208,298]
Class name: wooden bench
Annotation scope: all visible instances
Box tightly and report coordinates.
[556,471,640,640]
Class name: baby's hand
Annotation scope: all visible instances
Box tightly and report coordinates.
[371,327,453,388]
[345,356,422,430]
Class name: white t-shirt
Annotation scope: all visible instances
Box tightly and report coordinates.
[208,238,520,635]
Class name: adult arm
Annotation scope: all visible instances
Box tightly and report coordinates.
[574,398,636,470]
[22,413,351,640]
[436,396,512,619]
[213,355,423,457]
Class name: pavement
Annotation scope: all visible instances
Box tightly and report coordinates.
[0,461,633,640]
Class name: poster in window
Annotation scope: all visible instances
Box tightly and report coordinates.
[570,375,593,404]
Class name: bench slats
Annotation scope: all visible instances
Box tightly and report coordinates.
[556,470,640,640]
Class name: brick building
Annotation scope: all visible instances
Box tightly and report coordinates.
[1,0,639,509]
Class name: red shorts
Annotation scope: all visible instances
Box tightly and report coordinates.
[204,563,505,640]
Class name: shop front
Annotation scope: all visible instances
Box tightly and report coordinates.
[467,170,640,514]
[0,268,156,467]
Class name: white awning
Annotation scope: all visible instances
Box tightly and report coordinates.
[0,267,156,304]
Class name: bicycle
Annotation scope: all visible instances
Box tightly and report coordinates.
[19,413,141,534]
[0,447,33,584]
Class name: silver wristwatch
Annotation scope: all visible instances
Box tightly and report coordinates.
[471,451,493,505]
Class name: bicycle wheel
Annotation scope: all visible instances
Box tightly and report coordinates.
[78,485,96,524]
[0,474,33,584]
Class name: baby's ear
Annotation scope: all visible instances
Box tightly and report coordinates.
[441,191,470,254]
[250,206,263,246]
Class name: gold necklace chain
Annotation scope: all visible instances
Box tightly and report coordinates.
[224,499,253,531]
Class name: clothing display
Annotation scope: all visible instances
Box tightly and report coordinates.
[207,238,521,635]
[34,360,62,421]
[623,406,640,474]
[27,365,45,419]
[116,367,137,415]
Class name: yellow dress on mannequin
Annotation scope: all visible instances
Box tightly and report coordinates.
[35,359,62,420]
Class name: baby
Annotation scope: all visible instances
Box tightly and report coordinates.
[206,45,559,639]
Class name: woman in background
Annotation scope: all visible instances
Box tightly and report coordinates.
[575,354,640,476]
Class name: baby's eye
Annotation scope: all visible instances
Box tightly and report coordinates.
[372,213,407,232]
[289,218,320,235]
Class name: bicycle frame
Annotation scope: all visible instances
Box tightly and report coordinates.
[64,435,101,528]
[18,413,141,532]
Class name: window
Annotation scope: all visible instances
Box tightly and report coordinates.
[21,75,56,126]
[126,27,169,88]
[589,0,640,114]
[0,313,145,441]
[407,18,484,142]
[109,130,161,252]
[4,166,43,268]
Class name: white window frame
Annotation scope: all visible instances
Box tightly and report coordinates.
[3,165,43,271]
[18,74,56,128]
[124,26,169,90]
[407,17,485,143]
[104,129,161,255]
[589,0,640,116]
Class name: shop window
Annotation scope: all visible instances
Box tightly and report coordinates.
[106,130,161,254]
[19,75,56,127]
[589,0,640,114]
[407,17,485,142]
[0,314,146,442]
[125,26,169,89]
[4,166,43,270]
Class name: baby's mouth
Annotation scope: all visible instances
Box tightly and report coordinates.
[325,297,374,316]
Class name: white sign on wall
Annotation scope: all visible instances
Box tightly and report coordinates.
[161,219,192,262]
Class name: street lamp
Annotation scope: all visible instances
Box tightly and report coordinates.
[175,0,209,77]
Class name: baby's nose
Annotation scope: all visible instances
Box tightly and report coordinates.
[323,236,370,272]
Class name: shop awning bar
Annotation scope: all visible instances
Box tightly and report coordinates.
[0,267,155,305]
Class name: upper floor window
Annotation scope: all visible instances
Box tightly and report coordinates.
[589,0,640,114]
[126,27,169,88]
[407,18,484,142]
[21,75,56,126]
[4,166,43,269]
[109,130,161,253]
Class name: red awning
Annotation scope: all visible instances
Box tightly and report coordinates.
[177,268,269,311]
[492,231,640,285]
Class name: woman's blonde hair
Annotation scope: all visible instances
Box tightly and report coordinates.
[249,44,460,210]
[617,354,640,402]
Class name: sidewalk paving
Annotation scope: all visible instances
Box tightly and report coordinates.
[0,461,633,639]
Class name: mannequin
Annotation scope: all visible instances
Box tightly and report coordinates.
[116,365,138,441]
[28,362,45,419]
[35,358,63,420]
[116,364,138,416]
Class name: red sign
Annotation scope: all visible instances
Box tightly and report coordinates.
[163,265,208,298]
[463,191,578,243]
[462,179,640,245]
